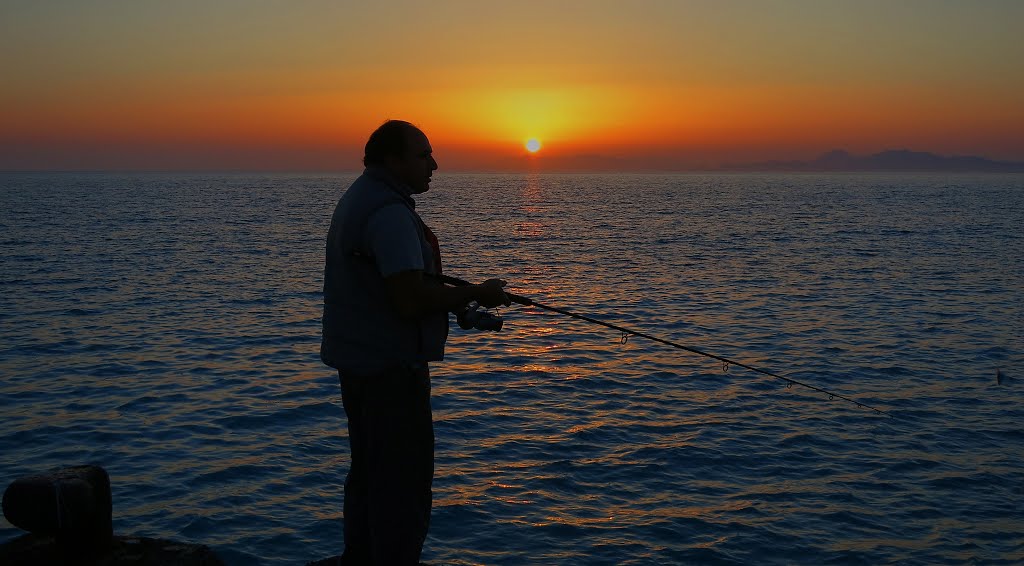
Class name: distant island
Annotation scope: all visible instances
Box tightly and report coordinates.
[721,149,1024,172]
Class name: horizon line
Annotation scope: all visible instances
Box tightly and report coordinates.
[3,148,1023,176]
[4,168,1024,175]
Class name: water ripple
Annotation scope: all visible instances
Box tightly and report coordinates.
[1,172,1023,564]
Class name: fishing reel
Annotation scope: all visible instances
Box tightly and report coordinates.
[457,301,503,332]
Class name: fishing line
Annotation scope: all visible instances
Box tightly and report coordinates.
[440,273,889,417]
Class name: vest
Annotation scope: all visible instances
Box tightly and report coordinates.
[320,168,448,373]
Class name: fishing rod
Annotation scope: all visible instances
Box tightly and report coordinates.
[441,273,889,417]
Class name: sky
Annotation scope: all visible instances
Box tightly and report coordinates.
[2,0,1023,172]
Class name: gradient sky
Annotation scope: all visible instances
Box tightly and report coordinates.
[2,0,1022,171]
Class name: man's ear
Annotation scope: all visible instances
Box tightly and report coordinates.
[383,153,402,171]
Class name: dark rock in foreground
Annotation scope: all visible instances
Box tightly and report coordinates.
[3,465,226,565]
[3,464,113,558]
[305,558,433,566]
[305,557,341,566]
[0,533,225,566]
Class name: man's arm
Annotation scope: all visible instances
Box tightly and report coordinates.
[384,270,510,319]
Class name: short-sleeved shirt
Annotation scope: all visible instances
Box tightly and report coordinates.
[366,203,425,277]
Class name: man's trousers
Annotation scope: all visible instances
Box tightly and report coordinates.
[338,364,433,565]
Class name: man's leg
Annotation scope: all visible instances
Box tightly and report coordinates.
[340,371,372,564]
[363,365,435,564]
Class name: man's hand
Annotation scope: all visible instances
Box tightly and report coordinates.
[384,271,511,318]
[475,279,511,308]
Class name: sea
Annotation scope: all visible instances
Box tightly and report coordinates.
[1,172,1022,565]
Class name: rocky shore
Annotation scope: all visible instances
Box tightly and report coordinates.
[1,464,356,565]
[1,465,230,565]
[0,533,226,566]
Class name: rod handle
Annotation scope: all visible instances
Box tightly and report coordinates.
[437,274,532,306]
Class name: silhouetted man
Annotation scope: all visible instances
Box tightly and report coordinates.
[321,120,509,564]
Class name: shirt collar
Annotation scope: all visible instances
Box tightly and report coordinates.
[364,166,415,207]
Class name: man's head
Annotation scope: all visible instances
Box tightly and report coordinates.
[364,120,438,194]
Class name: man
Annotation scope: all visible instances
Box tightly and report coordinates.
[321,120,510,565]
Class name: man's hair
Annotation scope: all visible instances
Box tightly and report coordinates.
[363,120,420,167]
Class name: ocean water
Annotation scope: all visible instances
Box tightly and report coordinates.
[1,171,1022,565]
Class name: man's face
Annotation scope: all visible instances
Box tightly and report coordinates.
[388,129,438,194]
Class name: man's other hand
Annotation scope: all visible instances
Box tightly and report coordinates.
[476,279,511,308]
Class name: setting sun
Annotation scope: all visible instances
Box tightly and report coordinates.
[526,139,542,153]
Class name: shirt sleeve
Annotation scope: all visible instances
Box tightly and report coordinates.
[365,204,425,277]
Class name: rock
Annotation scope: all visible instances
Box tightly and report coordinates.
[305,558,433,566]
[2,465,227,564]
[3,465,113,558]
[0,533,226,566]
[305,557,341,566]
[3,464,228,560]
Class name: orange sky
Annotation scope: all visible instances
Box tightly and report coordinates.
[2,1,1022,171]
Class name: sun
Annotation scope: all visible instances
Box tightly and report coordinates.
[525,138,542,153]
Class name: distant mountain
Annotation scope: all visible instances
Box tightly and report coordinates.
[722,149,1024,172]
